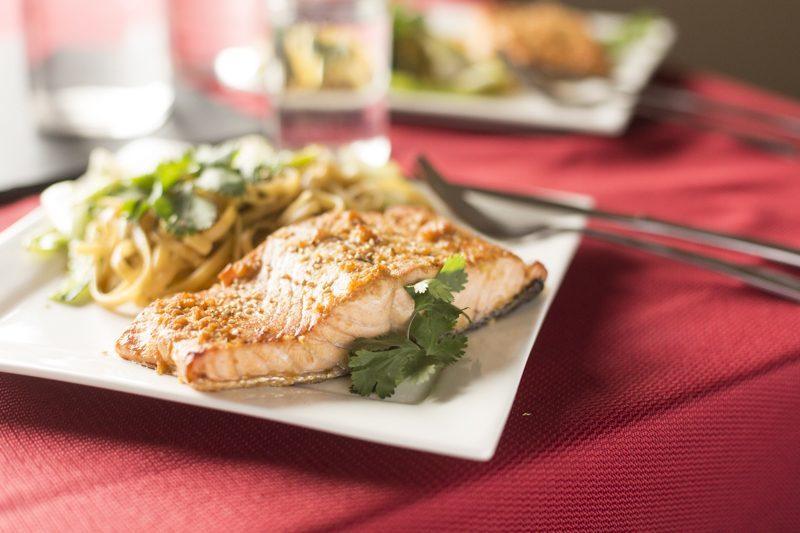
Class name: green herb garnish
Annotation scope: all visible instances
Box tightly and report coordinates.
[119,197,149,221]
[72,140,320,238]
[50,247,93,306]
[154,156,192,190]
[109,147,238,233]
[193,144,239,167]
[348,254,469,399]
[605,10,656,57]
[158,187,218,236]
[26,229,68,256]
[195,167,246,197]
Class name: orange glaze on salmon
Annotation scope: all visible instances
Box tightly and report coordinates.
[115,206,547,390]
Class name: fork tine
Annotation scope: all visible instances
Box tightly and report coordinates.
[416,156,800,304]
[415,157,513,238]
[421,157,800,268]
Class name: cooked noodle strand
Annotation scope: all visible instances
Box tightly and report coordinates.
[69,141,424,310]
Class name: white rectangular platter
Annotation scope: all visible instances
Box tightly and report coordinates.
[0,188,587,461]
[390,11,676,135]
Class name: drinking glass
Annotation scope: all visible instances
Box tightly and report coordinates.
[22,0,174,138]
[264,0,391,166]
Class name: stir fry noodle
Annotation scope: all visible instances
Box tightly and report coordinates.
[30,137,424,310]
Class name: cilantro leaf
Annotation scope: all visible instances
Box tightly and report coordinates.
[166,191,217,235]
[151,186,174,220]
[160,189,218,236]
[409,254,467,303]
[409,300,460,352]
[349,342,423,399]
[195,167,246,196]
[348,255,469,399]
[131,173,156,192]
[120,198,149,221]
[424,279,453,302]
[428,333,467,364]
[111,150,232,229]
[154,156,191,191]
[436,254,467,293]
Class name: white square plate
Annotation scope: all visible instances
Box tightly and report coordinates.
[390,11,676,135]
[0,188,588,460]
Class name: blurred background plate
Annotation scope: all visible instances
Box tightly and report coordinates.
[389,11,676,134]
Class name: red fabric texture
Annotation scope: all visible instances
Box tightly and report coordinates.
[1,76,800,531]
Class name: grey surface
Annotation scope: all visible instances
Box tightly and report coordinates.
[570,0,800,100]
[0,36,264,195]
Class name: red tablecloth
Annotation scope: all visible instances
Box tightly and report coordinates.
[1,75,800,531]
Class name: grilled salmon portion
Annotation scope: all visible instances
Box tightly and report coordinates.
[116,206,546,390]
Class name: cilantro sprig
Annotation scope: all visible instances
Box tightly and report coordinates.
[107,143,321,236]
[349,254,469,399]
[112,145,248,235]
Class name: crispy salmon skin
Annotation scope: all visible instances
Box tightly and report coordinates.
[115,206,547,390]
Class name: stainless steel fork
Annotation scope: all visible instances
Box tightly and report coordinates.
[416,156,800,304]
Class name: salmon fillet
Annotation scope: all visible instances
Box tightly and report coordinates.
[116,206,547,390]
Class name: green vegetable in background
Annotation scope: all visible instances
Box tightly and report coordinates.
[392,4,432,80]
[605,10,656,57]
[349,254,470,399]
[391,4,514,95]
